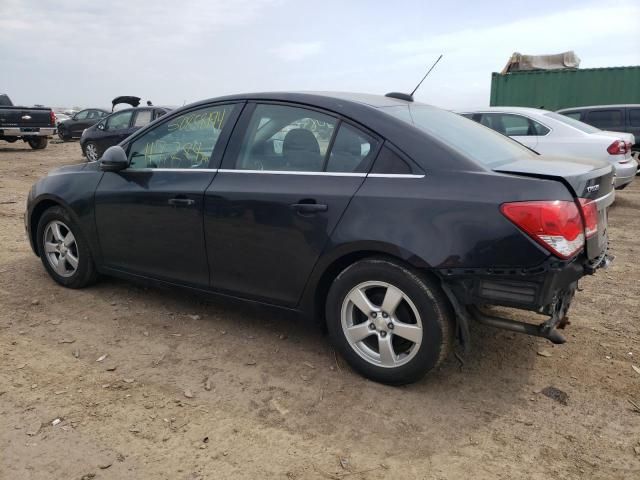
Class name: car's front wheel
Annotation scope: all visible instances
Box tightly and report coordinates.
[84,142,100,162]
[326,258,454,385]
[57,125,70,141]
[36,206,98,288]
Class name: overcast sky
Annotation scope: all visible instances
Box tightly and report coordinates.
[1,0,638,110]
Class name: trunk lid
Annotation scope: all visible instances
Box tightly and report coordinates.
[495,155,614,260]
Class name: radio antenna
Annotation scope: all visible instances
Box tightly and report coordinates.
[410,54,443,97]
[385,54,443,102]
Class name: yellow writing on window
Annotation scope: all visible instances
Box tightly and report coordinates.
[167,109,227,133]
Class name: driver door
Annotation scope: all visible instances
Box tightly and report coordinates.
[94,103,242,286]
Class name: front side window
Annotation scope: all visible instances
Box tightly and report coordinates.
[74,110,89,120]
[105,111,133,131]
[587,109,623,128]
[133,110,153,127]
[128,104,233,169]
[235,104,337,172]
[629,109,640,127]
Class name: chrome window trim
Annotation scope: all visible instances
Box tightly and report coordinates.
[368,173,426,179]
[117,168,425,178]
[217,169,367,177]
[123,168,219,173]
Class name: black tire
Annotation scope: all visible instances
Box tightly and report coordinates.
[326,257,454,385]
[84,141,100,162]
[27,137,48,150]
[57,126,70,141]
[35,206,98,289]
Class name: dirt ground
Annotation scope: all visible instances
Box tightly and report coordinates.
[0,139,639,480]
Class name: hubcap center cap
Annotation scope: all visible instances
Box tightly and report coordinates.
[373,316,388,331]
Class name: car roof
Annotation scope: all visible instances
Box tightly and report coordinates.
[557,104,640,112]
[186,91,424,110]
[458,106,550,115]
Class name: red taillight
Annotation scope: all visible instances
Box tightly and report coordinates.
[607,140,628,155]
[50,110,56,126]
[578,198,598,238]
[500,201,585,259]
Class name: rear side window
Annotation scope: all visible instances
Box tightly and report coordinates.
[235,104,337,172]
[561,111,582,121]
[133,110,153,127]
[480,113,549,137]
[587,109,623,128]
[381,105,533,168]
[629,109,640,127]
[371,146,412,174]
[326,124,377,173]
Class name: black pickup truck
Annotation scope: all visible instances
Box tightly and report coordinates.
[0,94,56,149]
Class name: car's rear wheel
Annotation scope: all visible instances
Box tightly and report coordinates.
[84,142,100,162]
[36,206,98,288]
[27,137,48,149]
[326,257,454,385]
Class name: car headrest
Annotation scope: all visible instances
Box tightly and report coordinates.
[282,128,320,155]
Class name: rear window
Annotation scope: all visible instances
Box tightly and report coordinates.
[381,105,533,168]
[544,112,601,134]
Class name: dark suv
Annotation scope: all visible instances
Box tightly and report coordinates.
[557,105,640,151]
[79,106,170,161]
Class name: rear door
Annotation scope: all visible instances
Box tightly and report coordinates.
[585,108,625,133]
[204,102,380,306]
[627,107,640,144]
[94,103,240,286]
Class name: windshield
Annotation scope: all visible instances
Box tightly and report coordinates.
[545,111,601,134]
[381,105,533,168]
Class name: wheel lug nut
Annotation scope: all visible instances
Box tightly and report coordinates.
[387,323,394,330]
[380,331,387,338]
[368,323,376,330]
[382,312,388,318]
[370,312,377,318]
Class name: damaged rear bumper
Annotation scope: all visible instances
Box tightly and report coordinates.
[439,249,612,345]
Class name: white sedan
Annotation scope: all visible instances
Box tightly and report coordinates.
[459,107,637,189]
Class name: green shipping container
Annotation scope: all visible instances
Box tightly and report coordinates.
[490,66,640,110]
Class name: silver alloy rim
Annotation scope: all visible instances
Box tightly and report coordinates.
[86,143,98,161]
[341,281,423,368]
[43,220,79,277]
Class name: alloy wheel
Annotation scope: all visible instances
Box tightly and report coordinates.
[85,143,98,162]
[43,220,79,277]
[341,281,423,368]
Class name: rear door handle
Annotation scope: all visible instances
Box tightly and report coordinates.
[168,197,195,207]
[290,202,328,214]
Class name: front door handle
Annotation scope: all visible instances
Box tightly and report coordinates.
[168,197,195,207]
[290,201,328,214]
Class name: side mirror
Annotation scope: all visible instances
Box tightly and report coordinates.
[100,146,129,172]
